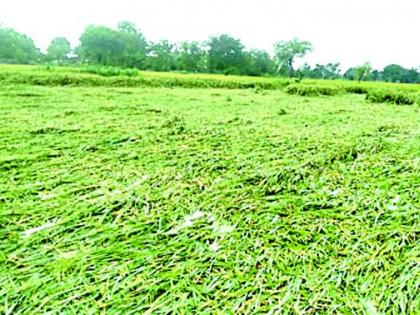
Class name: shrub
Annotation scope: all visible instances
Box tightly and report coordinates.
[344,85,369,94]
[80,66,140,77]
[366,90,418,105]
[285,84,342,96]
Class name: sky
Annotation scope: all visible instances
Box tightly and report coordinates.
[0,0,419,70]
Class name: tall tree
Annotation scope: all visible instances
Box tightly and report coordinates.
[117,21,148,68]
[354,62,372,82]
[273,38,312,77]
[343,67,357,80]
[207,34,246,74]
[381,64,420,83]
[78,25,122,65]
[117,21,138,34]
[369,69,383,81]
[0,25,40,64]
[78,22,147,68]
[176,41,206,72]
[47,37,71,64]
[244,49,275,76]
[404,68,420,83]
[147,40,175,71]
[312,63,341,79]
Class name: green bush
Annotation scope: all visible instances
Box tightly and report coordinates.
[80,66,140,77]
[344,85,370,94]
[285,84,342,96]
[366,90,418,105]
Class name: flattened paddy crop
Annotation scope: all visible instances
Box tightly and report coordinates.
[0,82,419,313]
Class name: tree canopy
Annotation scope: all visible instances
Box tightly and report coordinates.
[47,37,71,64]
[78,22,147,68]
[354,62,372,82]
[176,41,206,72]
[0,25,40,64]
[207,34,246,75]
[274,38,313,76]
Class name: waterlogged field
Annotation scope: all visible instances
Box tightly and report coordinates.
[0,70,419,313]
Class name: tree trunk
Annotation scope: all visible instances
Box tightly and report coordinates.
[288,59,294,77]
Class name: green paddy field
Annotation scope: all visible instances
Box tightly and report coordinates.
[0,65,419,314]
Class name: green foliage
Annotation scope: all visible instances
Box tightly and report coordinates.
[0,25,41,64]
[343,84,370,94]
[47,37,72,65]
[382,64,420,83]
[207,34,247,75]
[146,40,176,71]
[176,41,207,72]
[243,49,275,76]
[78,25,120,65]
[354,62,372,82]
[285,84,342,96]
[273,38,313,76]
[366,90,419,105]
[1,23,419,84]
[80,66,139,77]
[343,67,357,80]
[297,63,341,80]
[78,22,147,68]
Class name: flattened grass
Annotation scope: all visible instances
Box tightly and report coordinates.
[0,84,419,313]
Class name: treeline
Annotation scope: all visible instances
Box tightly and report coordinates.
[1,22,419,83]
[296,63,420,83]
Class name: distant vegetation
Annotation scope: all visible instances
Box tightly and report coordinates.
[1,65,419,105]
[1,22,419,83]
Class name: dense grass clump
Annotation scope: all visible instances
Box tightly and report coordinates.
[366,89,419,105]
[343,84,370,94]
[80,65,140,77]
[285,83,342,96]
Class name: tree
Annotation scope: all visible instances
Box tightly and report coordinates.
[295,63,313,79]
[273,38,312,77]
[117,21,137,34]
[147,40,175,71]
[369,69,382,81]
[244,49,275,76]
[380,64,420,83]
[382,64,405,82]
[78,22,147,68]
[322,63,341,79]
[176,41,206,72]
[47,37,71,64]
[343,67,357,80]
[117,21,148,69]
[78,25,123,65]
[207,34,246,74]
[300,63,341,79]
[0,25,41,64]
[404,68,420,83]
[354,62,372,82]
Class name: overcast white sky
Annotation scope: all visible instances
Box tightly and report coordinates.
[0,0,419,70]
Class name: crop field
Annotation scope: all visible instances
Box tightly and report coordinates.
[0,66,419,314]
